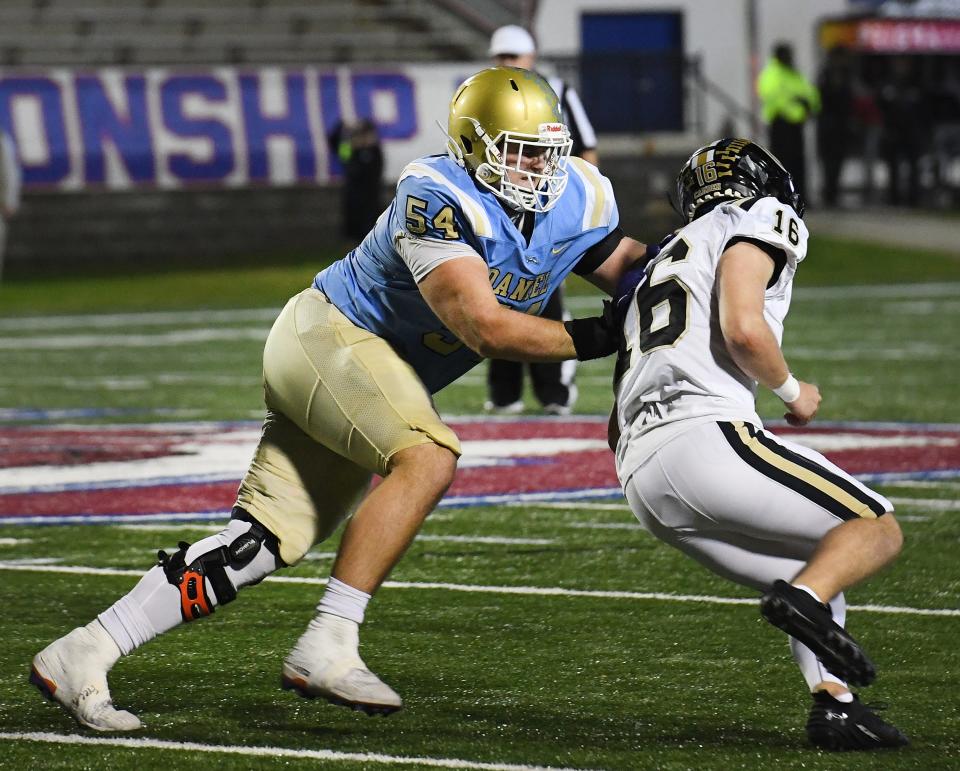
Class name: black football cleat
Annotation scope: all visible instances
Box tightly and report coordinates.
[760,580,876,686]
[807,691,909,751]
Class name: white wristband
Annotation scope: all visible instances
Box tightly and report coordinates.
[773,374,801,403]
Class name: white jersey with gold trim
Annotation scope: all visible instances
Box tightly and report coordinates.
[615,196,808,482]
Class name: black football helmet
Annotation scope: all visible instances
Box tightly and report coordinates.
[675,137,804,223]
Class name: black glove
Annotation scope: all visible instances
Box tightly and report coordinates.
[564,301,619,361]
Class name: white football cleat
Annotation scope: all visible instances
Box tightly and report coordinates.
[281,612,402,715]
[483,399,525,415]
[30,621,142,732]
[543,384,578,416]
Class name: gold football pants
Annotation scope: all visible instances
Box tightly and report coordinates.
[235,288,461,565]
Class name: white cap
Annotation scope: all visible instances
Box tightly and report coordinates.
[489,25,536,57]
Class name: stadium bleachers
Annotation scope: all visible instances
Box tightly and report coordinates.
[0,0,499,66]
[0,0,528,275]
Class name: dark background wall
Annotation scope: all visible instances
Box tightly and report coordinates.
[4,154,686,278]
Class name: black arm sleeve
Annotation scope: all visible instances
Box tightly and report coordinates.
[573,226,624,276]
[725,236,788,288]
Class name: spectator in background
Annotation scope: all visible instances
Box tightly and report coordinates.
[757,42,820,199]
[817,47,854,207]
[0,128,22,281]
[485,24,599,415]
[328,119,384,240]
[851,73,884,206]
[879,58,927,207]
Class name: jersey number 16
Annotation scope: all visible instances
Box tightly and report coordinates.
[633,238,691,354]
[615,238,691,383]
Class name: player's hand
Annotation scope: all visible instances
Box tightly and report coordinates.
[784,381,821,426]
[565,301,620,360]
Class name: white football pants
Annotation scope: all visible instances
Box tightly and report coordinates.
[622,420,893,690]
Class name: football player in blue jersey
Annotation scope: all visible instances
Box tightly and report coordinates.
[30,67,653,730]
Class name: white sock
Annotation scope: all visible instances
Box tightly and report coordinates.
[84,619,122,669]
[791,591,849,691]
[98,565,181,655]
[98,519,278,655]
[317,577,370,624]
[793,583,825,605]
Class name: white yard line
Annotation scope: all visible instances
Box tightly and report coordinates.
[4,374,260,389]
[889,497,960,512]
[886,480,960,490]
[566,522,639,530]
[0,538,32,545]
[1,562,956,617]
[507,502,629,511]
[0,328,268,350]
[415,535,555,545]
[0,308,278,331]
[881,300,960,316]
[786,345,956,361]
[115,524,226,533]
[0,557,61,565]
[5,285,957,332]
[563,283,960,313]
[454,374,614,387]
[0,732,587,771]
[792,282,960,300]
[112,532,544,548]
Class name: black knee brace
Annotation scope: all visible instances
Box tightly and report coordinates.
[157,514,282,622]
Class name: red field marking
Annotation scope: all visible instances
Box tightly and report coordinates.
[1,420,957,521]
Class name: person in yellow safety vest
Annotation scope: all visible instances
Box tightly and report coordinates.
[757,42,820,199]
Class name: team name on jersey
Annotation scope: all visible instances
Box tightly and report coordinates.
[488,269,551,303]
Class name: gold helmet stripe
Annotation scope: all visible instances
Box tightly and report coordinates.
[568,157,613,230]
[399,162,493,238]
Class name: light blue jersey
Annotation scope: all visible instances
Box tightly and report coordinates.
[314,154,618,393]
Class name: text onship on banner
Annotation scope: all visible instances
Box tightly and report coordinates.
[0,65,480,192]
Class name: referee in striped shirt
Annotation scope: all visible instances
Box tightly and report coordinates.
[484,25,599,415]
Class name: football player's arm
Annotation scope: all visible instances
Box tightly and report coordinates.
[580,148,599,167]
[582,236,650,296]
[717,241,821,426]
[419,256,577,362]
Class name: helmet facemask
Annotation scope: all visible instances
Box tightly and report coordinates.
[482,123,572,212]
[448,117,572,213]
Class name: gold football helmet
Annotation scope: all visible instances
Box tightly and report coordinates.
[445,67,572,212]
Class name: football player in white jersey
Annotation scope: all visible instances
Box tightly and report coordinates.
[30,68,651,731]
[611,138,908,751]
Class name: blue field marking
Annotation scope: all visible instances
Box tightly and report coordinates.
[0,510,233,527]
[858,469,960,483]
[0,407,151,422]
[6,474,246,496]
[0,488,627,526]
[0,407,212,423]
